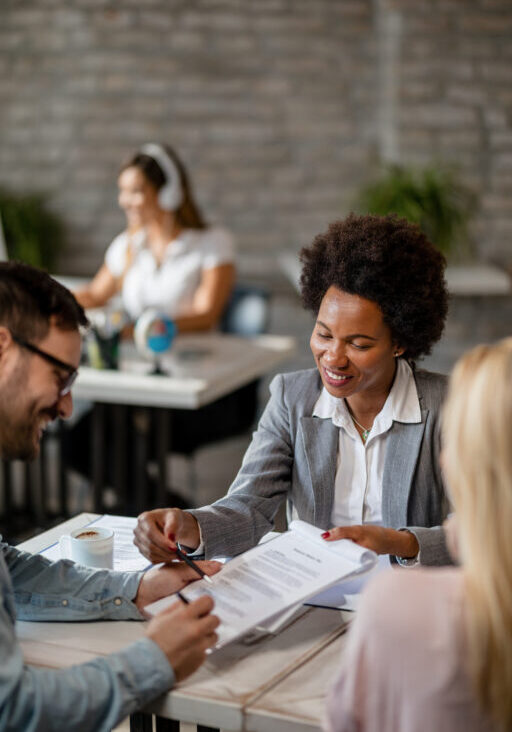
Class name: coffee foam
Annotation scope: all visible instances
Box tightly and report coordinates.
[75,530,101,540]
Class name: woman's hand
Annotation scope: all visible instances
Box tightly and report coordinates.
[322,525,419,558]
[134,508,201,563]
[73,264,119,310]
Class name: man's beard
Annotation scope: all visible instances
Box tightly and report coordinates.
[0,364,58,462]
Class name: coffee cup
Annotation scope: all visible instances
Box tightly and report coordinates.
[59,526,114,569]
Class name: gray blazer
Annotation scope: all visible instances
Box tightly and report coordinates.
[189,367,451,565]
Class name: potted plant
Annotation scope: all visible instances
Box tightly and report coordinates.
[354,164,512,298]
[0,188,64,270]
[354,164,476,260]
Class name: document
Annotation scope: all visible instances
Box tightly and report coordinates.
[145,520,376,647]
[305,553,392,611]
[39,514,151,572]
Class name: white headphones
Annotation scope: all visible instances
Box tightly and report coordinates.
[139,143,184,212]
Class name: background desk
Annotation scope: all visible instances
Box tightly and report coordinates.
[0,333,296,537]
[17,513,350,732]
[73,333,295,515]
[75,333,295,409]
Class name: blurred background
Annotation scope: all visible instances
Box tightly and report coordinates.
[1,0,512,538]
[1,0,511,275]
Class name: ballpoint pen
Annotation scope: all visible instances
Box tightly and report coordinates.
[174,545,214,584]
[176,591,190,604]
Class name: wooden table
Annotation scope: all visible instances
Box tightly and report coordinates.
[17,513,350,732]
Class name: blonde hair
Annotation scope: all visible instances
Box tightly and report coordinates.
[443,337,512,729]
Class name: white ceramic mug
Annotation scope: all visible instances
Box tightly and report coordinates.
[59,526,114,569]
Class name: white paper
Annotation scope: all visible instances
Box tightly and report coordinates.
[305,553,391,610]
[145,520,376,647]
[39,514,151,573]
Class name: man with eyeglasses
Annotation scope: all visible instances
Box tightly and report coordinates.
[0,261,220,731]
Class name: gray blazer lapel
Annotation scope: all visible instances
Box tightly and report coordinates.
[382,410,428,527]
[299,417,338,529]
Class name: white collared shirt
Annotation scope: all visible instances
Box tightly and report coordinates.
[312,359,421,528]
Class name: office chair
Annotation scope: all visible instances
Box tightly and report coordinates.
[169,284,270,502]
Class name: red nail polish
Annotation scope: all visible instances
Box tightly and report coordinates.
[321,531,330,539]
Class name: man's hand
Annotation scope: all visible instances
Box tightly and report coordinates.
[134,508,201,563]
[134,561,221,612]
[322,525,419,558]
[146,595,219,682]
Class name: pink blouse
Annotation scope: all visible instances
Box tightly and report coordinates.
[325,568,496,732]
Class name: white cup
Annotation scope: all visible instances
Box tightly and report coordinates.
[59,526,114,569]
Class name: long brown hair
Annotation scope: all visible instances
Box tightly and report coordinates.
[121,144,207,230]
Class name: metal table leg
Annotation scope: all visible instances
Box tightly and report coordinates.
[155,717,180,731]
[26,459,45,528]
[56,420,69,518]
[132,407,150,515]
[89,403,172,516]
[155,408,170,508]
[1,461,12,532]
[113,404,128,511]
[129,712,153,731]
[92,403,106,513]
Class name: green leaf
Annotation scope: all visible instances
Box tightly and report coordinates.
[354,164,476,257]
[0,189,64,270]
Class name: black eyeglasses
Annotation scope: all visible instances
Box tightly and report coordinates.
[12,335,78,396]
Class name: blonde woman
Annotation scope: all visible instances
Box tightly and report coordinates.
[325,337,512,732]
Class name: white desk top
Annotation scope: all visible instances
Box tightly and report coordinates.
[74,333,296,409]
[17,514,348,731]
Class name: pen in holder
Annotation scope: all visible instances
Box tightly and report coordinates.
[134,309,176,374]
[85,308,128,370]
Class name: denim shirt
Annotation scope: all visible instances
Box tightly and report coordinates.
[0,539,175,731]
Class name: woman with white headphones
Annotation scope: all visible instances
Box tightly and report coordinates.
[75,143,235,331]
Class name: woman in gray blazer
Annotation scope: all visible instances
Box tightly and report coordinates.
[135,214,451,566]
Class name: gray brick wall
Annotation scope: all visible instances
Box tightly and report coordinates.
[0,0,511,277]
[390,0,512,267]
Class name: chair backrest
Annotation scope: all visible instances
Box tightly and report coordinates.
[220,284,270,336]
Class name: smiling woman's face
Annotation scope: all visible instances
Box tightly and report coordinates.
[117,166,160,229]
[310,286,403,402]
